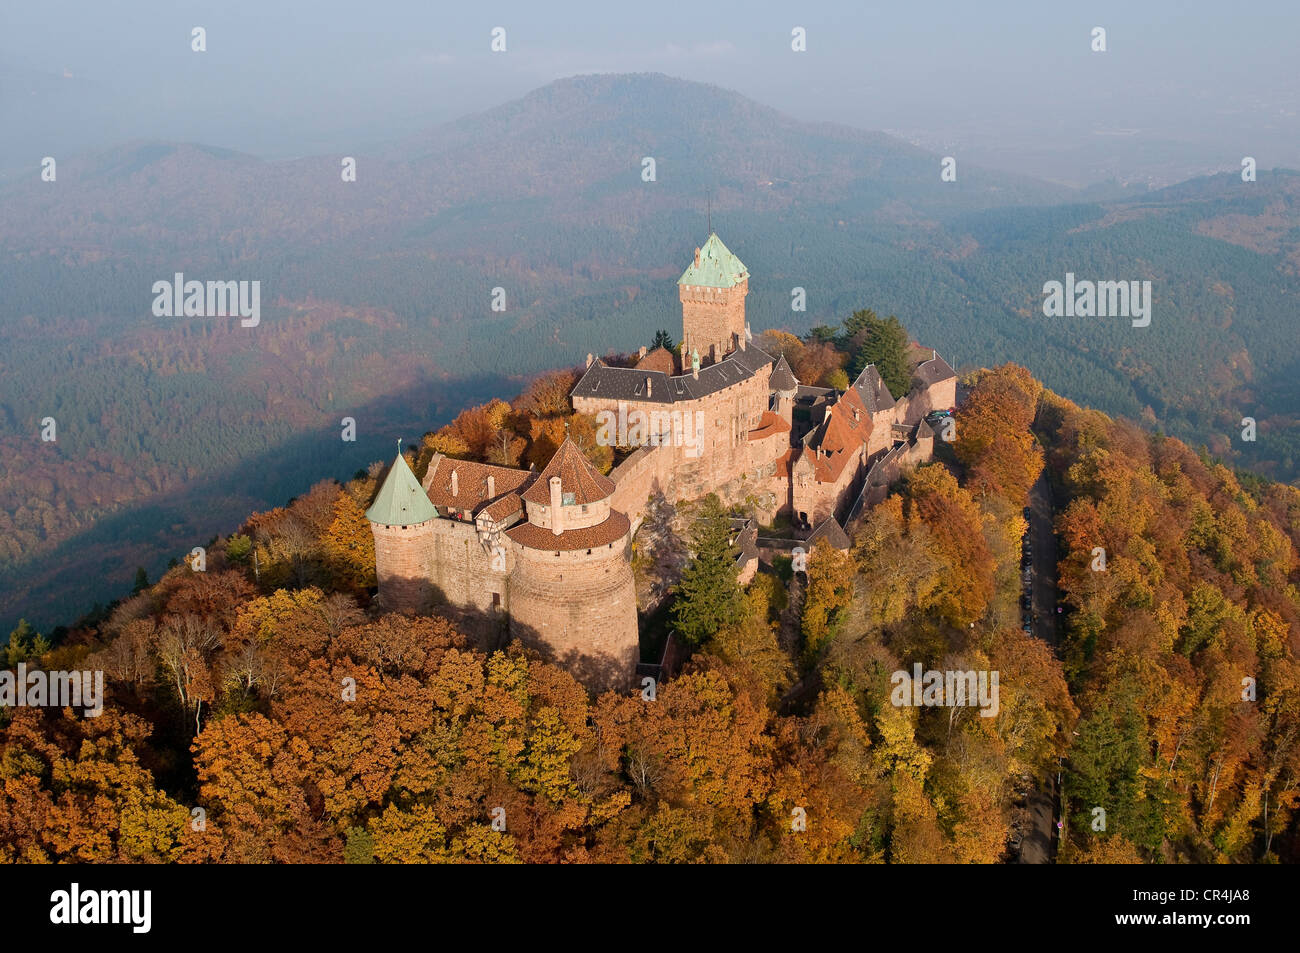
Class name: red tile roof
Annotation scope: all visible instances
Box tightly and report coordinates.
[799,388,873,484]
[479,492,523,524]
[424,456,534,513]
[507,510,631,551]
[520,438,616,506]
[636,346,677,376]
[748,410,791,441]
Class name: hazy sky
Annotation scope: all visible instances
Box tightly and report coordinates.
[3,0,1297,185]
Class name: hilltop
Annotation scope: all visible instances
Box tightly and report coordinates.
[3,357,1296,865]
[1,73,1298,633]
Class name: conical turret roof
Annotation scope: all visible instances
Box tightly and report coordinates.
[520,438,615,506]
[365,452,437,525]
[770,354,798,392]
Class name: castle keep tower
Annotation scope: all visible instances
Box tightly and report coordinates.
[366,449,439,612]
[506,438,638,692]
[678,232,749,366]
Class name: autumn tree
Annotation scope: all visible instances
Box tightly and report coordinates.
[321,484,377,591]
[800,542,856,667]
[954,364,1044,503]
[707,580,794,707]
[904,465,995,626]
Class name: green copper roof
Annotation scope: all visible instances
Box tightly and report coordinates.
[678,232,748,289]
[365,453,437,525]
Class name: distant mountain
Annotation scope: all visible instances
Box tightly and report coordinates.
[0,72,1297,633]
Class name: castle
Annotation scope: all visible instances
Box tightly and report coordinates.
[366,233,956,691]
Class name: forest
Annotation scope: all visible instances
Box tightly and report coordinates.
[2,337,1296,863]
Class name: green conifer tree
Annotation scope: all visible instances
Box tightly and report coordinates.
[670,495,744,647]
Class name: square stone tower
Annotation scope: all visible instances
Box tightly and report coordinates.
[678,232,749,366]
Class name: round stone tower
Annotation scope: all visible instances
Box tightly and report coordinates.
[506,438,638,692]
[365,447,438,613]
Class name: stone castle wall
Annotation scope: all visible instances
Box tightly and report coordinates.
[426,518,511,615]
[791,447,868,527]
[608,445,669,531]
[580,366,777,523]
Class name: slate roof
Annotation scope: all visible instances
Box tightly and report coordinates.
[520,438,616,506]
[571,343,776,404]
[914,353,957,388]
[852,364,897,414]
[795,384,834,402]
[769,355,798,393]
[366,453,437,525]
[678,232,748,289]
[729,517,759,567]
[807,516,852,551]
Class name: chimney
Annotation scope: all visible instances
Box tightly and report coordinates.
[586,352,594,369]
[639,345,647,359]
[450,469,458,497]
[549,476,564,536]
[646,376,652,397]
[694,247,701,268]
[487,475,495,499]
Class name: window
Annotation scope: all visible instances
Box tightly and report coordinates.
[491,592,501,608]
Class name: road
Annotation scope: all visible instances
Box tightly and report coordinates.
[1027,470,1061,652]
[1017,470,1062,863]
